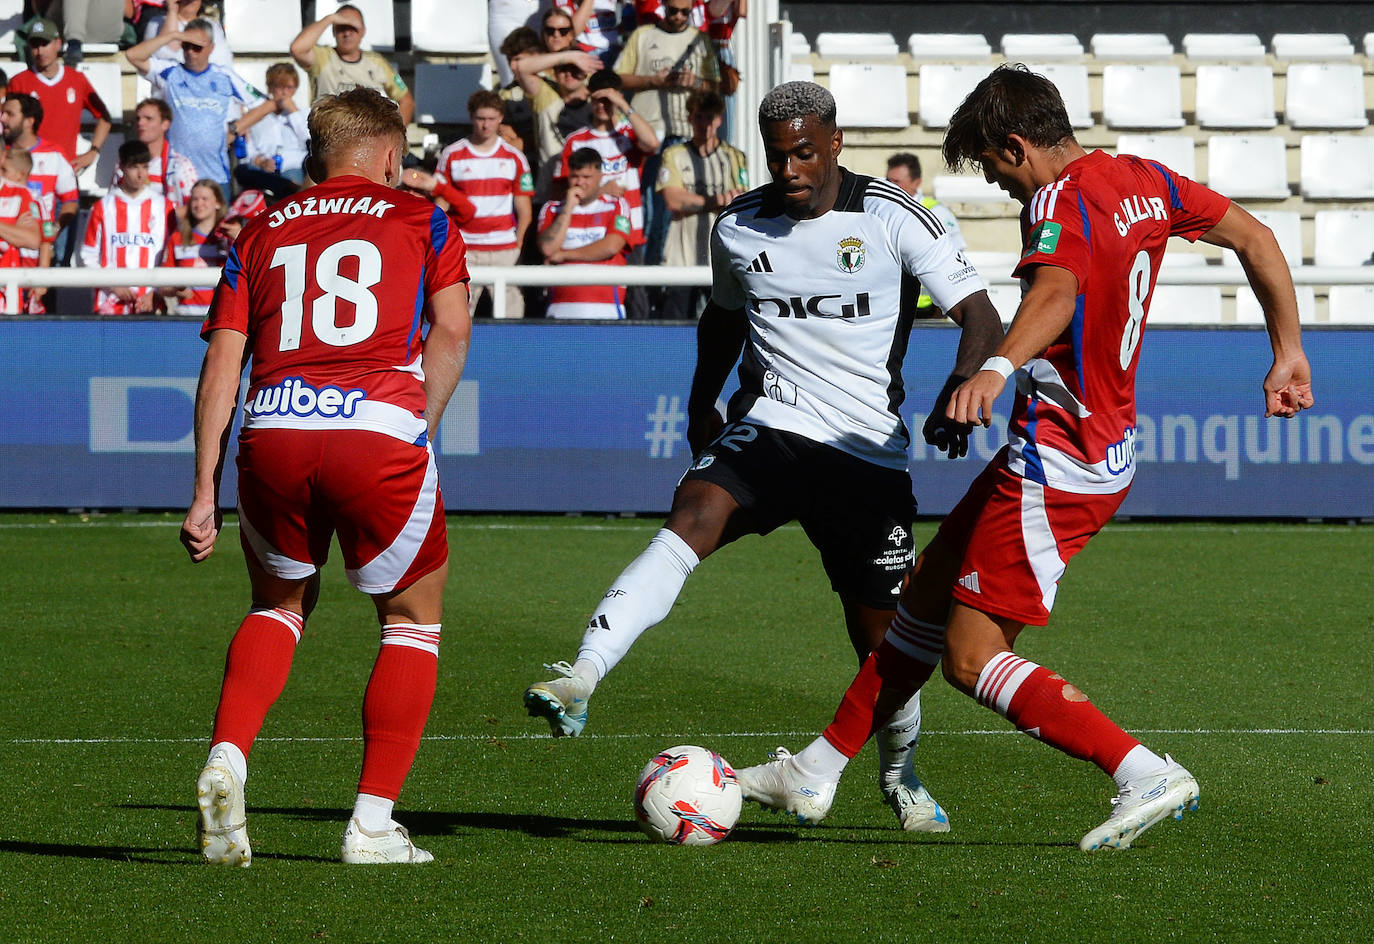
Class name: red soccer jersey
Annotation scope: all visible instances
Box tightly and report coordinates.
[24,139,78,261]
[166,227,230,314]
[205,175,470,444]
[435,137,533,251]
[9,66,111,164]
[0,179,40,311]
[1008,150,1230,494]
[559,122,646,245]
[81,186,174,314]
[537,194,631,319]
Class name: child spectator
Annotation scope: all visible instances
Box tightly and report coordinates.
[0,148,43,313]
[232,62,310,198]
[1,92,78,307]
[164,178,227,316]
[117,97,199,210]
[80,140,174,315]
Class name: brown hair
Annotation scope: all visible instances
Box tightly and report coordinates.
[942,64,1076,173]
[2,147,32,176]
[179,179,226,245]
[136,97,173,123]
[686,90,725,118]
[500,26,542,60]
[264,62,299,90]
[307,87,406,170]
[467,89,505,119]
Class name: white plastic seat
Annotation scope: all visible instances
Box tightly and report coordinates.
[1327,286,1374,323]
[1271,33,1355,60]
[1000,33,1084,61]
[1366,33,1374,57]
[815,32,899,59]
[234,60,310,112]
[932,174,1013,204]
[787,62,815,83]
[829,64,909,129]
[223,0,303,55]
[315,0,394,52]
[411,0,488,54]
[1221,210,1302,267]
[1115,134,1196,179]
[1102,65,1184,129]
[414,63,490,125]
[1195,65,1277,129]
[1206,135,1290,199]
[1300,135,1374,199]
[1284,64,1367,130]
[789,33,811,59]
[1182,33,1265,61]
[907,33,990,60]
[917,63,995,129]
[74,131,122,197]
[1235,286,1317,324]
[1148,286,1223,324]
[1028,63,1091,129]
[1089,33,1174,60]
[0,0,22,53]
[76,63,123,123]
[1313,210,1374,266]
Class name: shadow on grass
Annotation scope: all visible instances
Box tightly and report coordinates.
[0,838,332,864]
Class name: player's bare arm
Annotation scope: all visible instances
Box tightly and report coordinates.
[125,29,186,76]
[925,290,1006,458]
[419,282,473,439]
[180,328,247,562]
[538,196,579,259]
[1199,203,1314,418]
[686,301,747,453]
[289,13,342,69]
[0,212,41,250]
[950,264,1078,427]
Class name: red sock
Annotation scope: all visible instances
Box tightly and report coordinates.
[974,651,1138,775]
[358,623,440,801]
[822,608,943,757]
[210,607,303,756]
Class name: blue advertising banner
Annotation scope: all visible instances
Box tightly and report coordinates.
[1,320,1370,517]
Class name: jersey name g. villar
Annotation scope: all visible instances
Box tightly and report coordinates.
[710,169,985,470]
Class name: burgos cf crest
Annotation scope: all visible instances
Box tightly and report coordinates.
[837,236,865,273]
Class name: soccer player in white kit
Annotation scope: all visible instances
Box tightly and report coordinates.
[524,81,1005,831]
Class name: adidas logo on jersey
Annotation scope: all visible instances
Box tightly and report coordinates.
[957,571,981,594]
[746,251,773,273]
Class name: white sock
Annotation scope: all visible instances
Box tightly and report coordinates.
[208,741,248,785]
[875,690,922,793]
[575,528,699,685]
[352,792,394,833]
[793,735,849,783]
[1112,743,1169,790]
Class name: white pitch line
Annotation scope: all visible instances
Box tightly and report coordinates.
[6,728,1373,746]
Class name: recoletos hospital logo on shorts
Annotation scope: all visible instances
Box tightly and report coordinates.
[1027,221,1062,256]
[837,236,865,273]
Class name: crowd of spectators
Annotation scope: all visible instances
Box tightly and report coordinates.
[0,0,757,320]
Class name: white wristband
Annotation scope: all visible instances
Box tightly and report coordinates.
[980,355,1015,380]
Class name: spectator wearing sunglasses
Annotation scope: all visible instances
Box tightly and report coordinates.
[141,0,235,71]
[290,4,414,126]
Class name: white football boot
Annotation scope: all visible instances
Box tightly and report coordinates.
[736,747,837,825]
[1079,755,1200,852]
[196,755,250,867]
[522,661,591,737]
[340,818,434,864]
[883,776,951,833]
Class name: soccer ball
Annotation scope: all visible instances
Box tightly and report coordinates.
[634,745,742,846]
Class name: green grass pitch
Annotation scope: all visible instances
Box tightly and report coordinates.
[1,513,1371,942]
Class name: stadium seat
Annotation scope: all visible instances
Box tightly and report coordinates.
[1102,65,1185,129]
[1089,33,1174,60]
[1366,33,1374,57]
[1206,135,1291,199]
[1300,135,1374,199]
[1194,65,1277,129]
[932,174,1014,204]
[1271,33,1355,60]
[414,62,490,125]
[0,0,22,54]
[815,33,899,59]
[1028,63,1092,129]
[1115,134,1197,179]
[788,61,815,83]
[829,63,909,129]
[315,0,395,52]
[222,0,303,55]
[1000,33,1084,61]
[1313,210,1374,266]
[907,33,991,60]
[74,131,122,197]
[1221,210,1303,267]
[412,0,488,54]
[1182,33,1265,60]
[1148,286,1223,324]
[235,60,311,112]
[77,63,123,123]
[1284,64,1368,130]
[789,32,811,59]
[917,63,994,129]
[1326,286,1374,323]
[1235,285,1317,324]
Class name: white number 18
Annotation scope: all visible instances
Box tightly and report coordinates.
[270,239,383,351]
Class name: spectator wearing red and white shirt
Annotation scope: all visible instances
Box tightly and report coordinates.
[81,140,174,315]
[557,69,657,248]
[432,90,534,318]
[2,92,78,311]
[553,0,623,66]
[116,98,198,209]
[537,146,631,319]
[164,178,228,315]
[8,18,112,171]
[0,149,43,313]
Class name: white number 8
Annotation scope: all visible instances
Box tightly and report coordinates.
[1119,250,1150,370]
[271,239,383,351]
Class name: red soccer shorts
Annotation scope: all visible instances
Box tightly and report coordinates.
[235,427,448,595]
[938,448,1128,626]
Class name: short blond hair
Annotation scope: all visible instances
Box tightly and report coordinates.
[2,147,33,176]
[307,87,405,167]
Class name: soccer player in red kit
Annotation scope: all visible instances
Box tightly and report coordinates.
[738,65,1314,851]
[180,87,472,866]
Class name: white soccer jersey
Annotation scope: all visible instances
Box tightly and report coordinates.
[710,170,985,469]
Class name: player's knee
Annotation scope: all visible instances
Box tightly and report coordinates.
[940,648,983,696]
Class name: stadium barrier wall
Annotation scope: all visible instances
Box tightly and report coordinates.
[2,319,1370,518]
